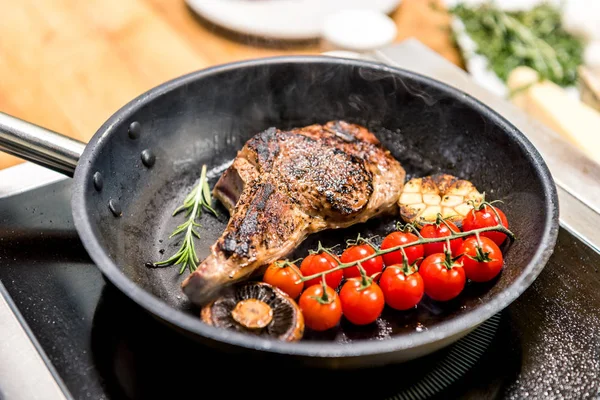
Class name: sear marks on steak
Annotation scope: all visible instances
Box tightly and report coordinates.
[182,121,406,306]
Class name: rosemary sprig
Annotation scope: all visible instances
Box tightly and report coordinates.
[153,164,217,274]
[298,209,515,283]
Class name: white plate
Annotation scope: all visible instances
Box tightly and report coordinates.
[186,0,402,40]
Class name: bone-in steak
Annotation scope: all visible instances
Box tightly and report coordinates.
[182,121,405,306]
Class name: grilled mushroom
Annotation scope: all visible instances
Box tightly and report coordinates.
[201,281,304,342]
[398,173,483,228]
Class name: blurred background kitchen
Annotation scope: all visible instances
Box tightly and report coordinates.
[1,0,599,171]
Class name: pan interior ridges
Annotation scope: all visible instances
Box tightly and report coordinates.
[387,313,501,400]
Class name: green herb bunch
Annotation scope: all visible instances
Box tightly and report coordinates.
[450,2,585,87]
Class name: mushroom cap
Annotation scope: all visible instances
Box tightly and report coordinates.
[201,281,304,342]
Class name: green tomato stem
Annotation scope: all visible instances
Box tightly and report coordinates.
[299,221,514,283]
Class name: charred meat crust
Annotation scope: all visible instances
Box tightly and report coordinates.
[217,183,299,260]
[277,133,373,219]
[184,121,406,306]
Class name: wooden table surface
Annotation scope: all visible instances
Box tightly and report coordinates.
[0,0,461,170]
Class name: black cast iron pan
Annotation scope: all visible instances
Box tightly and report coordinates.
[0,56,559,368]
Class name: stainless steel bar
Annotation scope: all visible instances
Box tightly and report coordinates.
[0,112,86,177]
[0,284,69,400]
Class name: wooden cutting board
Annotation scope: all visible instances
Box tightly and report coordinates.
[0,0,461,170]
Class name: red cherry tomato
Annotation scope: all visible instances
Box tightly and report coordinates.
[420,221,463,256]
[419,253,466,301]
[379,265,424,310]
[263,261,304,299]
[298,284,342,331]
[462,205,509,246]
[459,236,504,282]
[380,231,424,267]
[339,278,385,325]
[300,252,343,289]
[340,244,384,280]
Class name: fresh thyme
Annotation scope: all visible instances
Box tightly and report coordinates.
[153,164,217,274]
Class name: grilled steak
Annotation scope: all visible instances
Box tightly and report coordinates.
[182,121,405,306]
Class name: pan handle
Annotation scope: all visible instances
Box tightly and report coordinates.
[0,112,86,177]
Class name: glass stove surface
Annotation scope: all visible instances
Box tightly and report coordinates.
[1,179,599,399]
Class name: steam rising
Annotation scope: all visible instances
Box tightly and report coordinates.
[358,65,438,107]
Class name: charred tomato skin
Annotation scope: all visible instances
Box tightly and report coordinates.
[300,253,343,289]
[379,265,424,310]
[380,231,424,267]
[340,244,384,280]
[419,253,466,301]
[263,261,304,299]
[339,278,385,325]
[459,236,504,282]
[299,285,342,331]
[420,221,463,256]
[462,205,509,246]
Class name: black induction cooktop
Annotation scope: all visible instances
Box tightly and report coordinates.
[1,179,600,399]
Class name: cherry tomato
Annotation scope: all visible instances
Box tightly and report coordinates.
[462,205,509,246]
[340,244,384,280]
[419,253,466,301]
[300,253,343,289]
[459,236,504,282]
[380,232,424,267]
[263,261,304,299]
[298,284,342,331]
[339,278,385,325]
[420,221,463,257]
[379,265,424,310]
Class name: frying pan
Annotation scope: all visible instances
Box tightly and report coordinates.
[0,56,559,368]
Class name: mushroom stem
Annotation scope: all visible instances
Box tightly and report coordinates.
[231,299,273,329]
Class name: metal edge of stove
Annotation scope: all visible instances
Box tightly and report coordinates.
[0,161,67,199]
[554,186,600,254]
[0,282,72,400]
